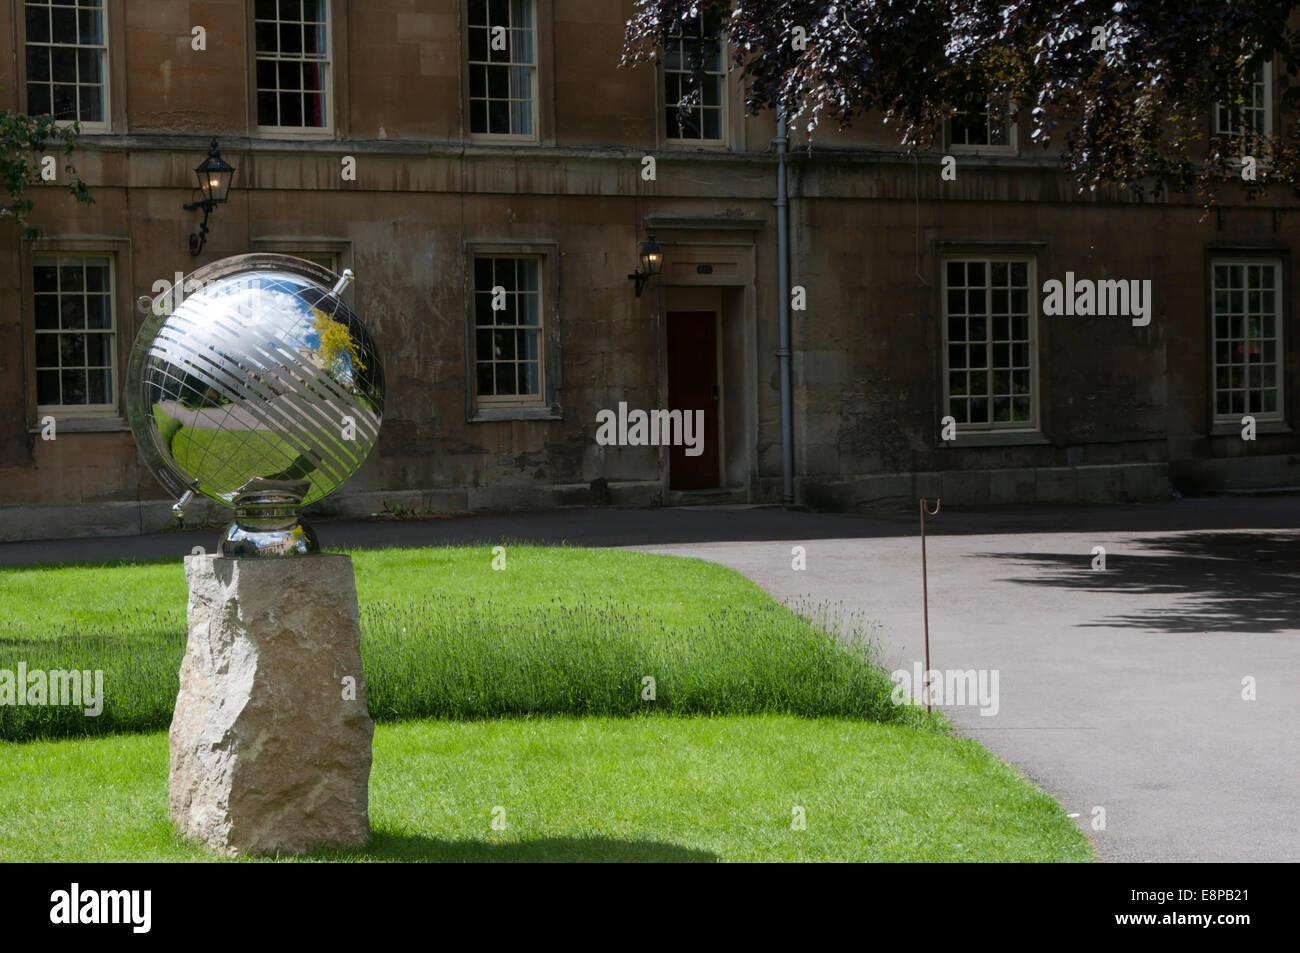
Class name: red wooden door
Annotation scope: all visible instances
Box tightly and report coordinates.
[666,311,720,489]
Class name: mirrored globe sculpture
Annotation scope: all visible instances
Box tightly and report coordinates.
[126,253,384,556]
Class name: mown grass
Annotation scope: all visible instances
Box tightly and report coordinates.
[0,716,1094,862]
[0,545,930,741]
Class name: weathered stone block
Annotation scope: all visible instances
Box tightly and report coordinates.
[1036,467,1078,503]
[988,468,1037,505]
[170,554,373,857]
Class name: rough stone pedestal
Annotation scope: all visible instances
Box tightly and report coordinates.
[171,553,374,856]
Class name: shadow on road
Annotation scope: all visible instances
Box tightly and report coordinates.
[977,531,1300,633]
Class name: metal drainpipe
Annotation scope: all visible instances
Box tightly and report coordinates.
[774,107,794,504]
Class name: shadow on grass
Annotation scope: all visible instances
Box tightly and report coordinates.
[977,531,1300,633]
[324,832,718,862]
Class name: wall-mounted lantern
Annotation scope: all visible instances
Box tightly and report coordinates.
[628,231,663,297]
[182,139,236,257]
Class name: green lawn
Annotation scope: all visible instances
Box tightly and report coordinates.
[0,544,1095,862]
[0,716,1093,862]
[0,546,921,739]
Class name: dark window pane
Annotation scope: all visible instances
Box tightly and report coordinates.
[59,263,83,291]
[51,46,76,82]
[35,295,58,329]
[51,6,76,43]
[945,261,963,287]
[34,263,58,292]
[36,334,59,367]
[86,333,109,366]
[304,91,325,126]
[476,362,494,395]
[52,83,76,119]
[256,59,276,91]
[77,9,102,44]
[282,0,302,20]
[60,297,84,330]
[85,294,110,329]
[280,22,302,54]
[255,21,277,53]
[703,108,721,139]
[493,329,515,360]
[494,258,516,291]
[26,5,50,43]
[280,90,302,125]
[37,370,59,404]
[488,100,509,132]
[517,362,538,395]
[302,61,324,91]
[470,65,487,98]
[28,82,51,115]
[469,27,488,61]
[61,368,87,403]
[78,83,102,122]
[84,263,108,291]
[278,59,301,90]
[473,257,493,290]
[470,99,487,133]
[519,293,539,326]
[469,0,487,25]
[475,329,493,361]
[60,332,85,366]
[87,368,111,403]
[26,46,50,82]
[257,91,278,125]
[255,0,276,19]
[494,363,517,396]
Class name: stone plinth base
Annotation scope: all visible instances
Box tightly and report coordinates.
[171,553,374,856]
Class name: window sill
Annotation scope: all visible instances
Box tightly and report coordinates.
[1210,419,1290,437]
[29,417,130,433]
[469,405,562,423]
[939,430,1049,448]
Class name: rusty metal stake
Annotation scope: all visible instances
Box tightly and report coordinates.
[919,497,942,712]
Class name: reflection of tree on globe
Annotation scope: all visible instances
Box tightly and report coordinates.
[126,253,385,556]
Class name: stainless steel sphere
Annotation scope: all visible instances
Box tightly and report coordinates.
[125,253,384,556]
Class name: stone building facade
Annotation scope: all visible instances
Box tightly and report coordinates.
[1,0,1296,541]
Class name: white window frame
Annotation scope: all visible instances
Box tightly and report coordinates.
[663,11,727,146]
[23,0,111,133]
[1216,61,1273,137]
[33,253,118,416]
[1211,258,1284,424]
[941,255,1039,432]
[467,0,539,142]
[253,0,333,135]
[947,98,1017,155]
[471,254,547,406]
